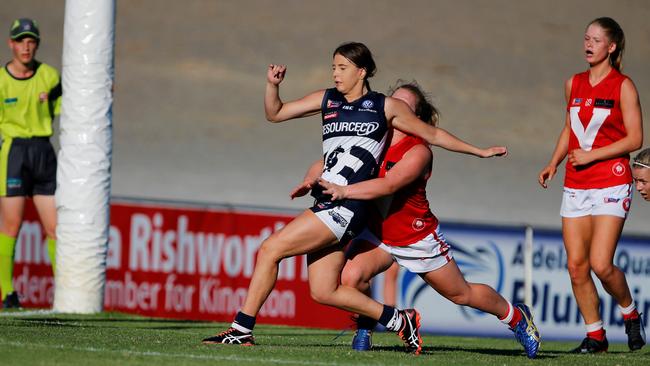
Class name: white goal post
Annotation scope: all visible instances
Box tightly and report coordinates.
[53,0,115,313]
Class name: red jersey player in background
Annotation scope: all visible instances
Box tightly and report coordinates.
[314,80,540,359]
[538,17,645,353]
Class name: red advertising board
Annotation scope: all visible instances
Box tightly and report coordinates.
[13,199,352,329]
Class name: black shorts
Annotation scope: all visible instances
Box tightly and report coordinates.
[0,137,57,197]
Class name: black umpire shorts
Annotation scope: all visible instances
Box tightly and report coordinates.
[0,136,57,197]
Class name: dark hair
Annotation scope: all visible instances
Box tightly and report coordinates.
[333,42,377,91]
[388,79,440,127]
[589,17,625,71]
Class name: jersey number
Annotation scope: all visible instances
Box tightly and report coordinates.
[569,106,610,151]
[324,146,373,183]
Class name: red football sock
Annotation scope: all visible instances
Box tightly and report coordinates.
[622,308,640,321]
[587,328,606,341]
[508,307,523,329]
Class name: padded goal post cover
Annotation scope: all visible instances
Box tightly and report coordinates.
[54,0,115,313]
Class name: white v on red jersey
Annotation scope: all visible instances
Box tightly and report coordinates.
[565,69,632,189]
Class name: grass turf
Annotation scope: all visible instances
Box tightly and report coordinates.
[0,311,648,366]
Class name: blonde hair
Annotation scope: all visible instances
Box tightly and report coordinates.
[633,148,650,169]
[589,17,625,71]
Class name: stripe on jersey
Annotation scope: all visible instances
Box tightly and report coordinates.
[321,135,387,186]
[319,88,388,188]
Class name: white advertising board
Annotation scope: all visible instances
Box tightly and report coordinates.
[390,223,650,342]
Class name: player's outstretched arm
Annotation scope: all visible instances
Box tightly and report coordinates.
[385,97,507,158]
[264,64,324,123]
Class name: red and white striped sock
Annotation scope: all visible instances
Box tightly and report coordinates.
[498,302,522,329]
[585,320,605,341]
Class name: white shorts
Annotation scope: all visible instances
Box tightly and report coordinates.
[311,200,367,244]
[357,226,453,273]
[560,183,632,218]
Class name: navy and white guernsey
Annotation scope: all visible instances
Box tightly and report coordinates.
[319,88,389,187]
[309,88,389,243]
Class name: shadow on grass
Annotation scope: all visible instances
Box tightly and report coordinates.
[369,344,558,359]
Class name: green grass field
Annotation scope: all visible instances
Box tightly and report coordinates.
[1,311,648,366]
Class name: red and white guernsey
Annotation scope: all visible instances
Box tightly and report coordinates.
[369,135,439,247]
[565,69,632,189]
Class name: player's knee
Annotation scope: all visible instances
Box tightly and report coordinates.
[44,227,56,240]
[341,265,365,288]
[256,237,285,264]
[446,291,471,306]
[0,218,22,237]
[591,261,615,281]
[567,260,591,283]
[309,287,336,306]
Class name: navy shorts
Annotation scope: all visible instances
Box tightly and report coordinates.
[0,137,57,197]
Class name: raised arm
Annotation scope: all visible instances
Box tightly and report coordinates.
[566,78,643,167]
[264,64,325,123]
[385,96,507,158]
[318,145,431,200]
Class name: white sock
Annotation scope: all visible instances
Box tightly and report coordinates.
[619,301,637,316]
[385,309,403,332]
[231,322,252,334]
[585,320,604,333]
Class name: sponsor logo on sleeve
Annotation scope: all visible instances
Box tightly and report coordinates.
[327,99,342,108]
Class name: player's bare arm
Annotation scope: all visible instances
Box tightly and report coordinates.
[291,159,324,199]
[319,145,431,201]
[539,77,572,187]
[385,97,507,158]
[264,64,324,122]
